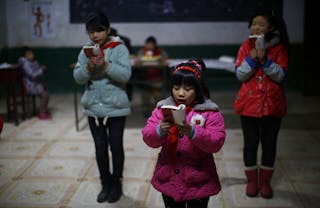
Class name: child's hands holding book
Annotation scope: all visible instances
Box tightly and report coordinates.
[176,121,193,136]
[249,35,267,64]
[160,104,192,136]
[159,118,192,137]
[86,55,108,72]
[86,56,109,72]
[159,120,173,135]
[83,44,108,72]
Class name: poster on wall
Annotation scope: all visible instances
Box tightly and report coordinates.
[30,1,55,38]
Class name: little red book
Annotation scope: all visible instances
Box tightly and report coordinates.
[161,104,186,125]
[83,44,100,57]
[249,35,265,49]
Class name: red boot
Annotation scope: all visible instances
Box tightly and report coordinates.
[244,167,258,197]
[260,167,274,198]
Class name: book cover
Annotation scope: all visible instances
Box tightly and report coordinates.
[249,35,265,49]
[83,44,100,57]
[161,104,186,125]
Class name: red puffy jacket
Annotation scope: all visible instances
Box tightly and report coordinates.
[234,38,288,118]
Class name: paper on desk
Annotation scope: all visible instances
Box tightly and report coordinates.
[0,63,12,69]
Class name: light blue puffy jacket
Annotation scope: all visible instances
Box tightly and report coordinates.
[73,39,132,118]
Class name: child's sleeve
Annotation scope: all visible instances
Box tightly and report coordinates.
[142,108,167,148]
[262,45,288,83]
[190,111,226,154]
[73,50,91,84]
[235,42,258,82]
[104,45,132,83]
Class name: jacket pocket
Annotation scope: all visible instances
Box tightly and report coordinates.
[180,166,211,186]
[154,165,172,184]
[101,90,130,108]
[81,90,96,108]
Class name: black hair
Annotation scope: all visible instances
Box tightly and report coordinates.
[22,46,32,56]
[170,59,210,104]
[145,36,157,45]
[109,27,117,36]
[248,9,290,49]
[85,12,110,32]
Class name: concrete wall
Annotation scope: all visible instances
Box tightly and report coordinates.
[0,0,7,47]
[2,0,305,48]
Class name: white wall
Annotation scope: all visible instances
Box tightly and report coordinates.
[4,0,304,47]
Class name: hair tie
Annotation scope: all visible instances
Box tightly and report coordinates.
[183,60,202,70]
[174,66,201,78]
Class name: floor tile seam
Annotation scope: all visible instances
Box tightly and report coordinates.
[0,138,61,142]
[130,158,157,207]
[123,156,157,160]
[8,175,83,181]
[277,159,306,208]
[288,180,320,184]
[33,138,63,160]
[0,180,12,195]
[139,179,152,207]
[45,161,94,208]
[218,155,247,206]
[57,181,80,208]
[278,156,320,160]
[24,155,94,159]
[1,118,37,139]
[0,156,37,159]
[78,159,96,184]
[5,156,49,186]
[21,157,93,180]
[218,158,243,162]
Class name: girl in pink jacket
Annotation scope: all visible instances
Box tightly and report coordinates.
[142,59,226,207]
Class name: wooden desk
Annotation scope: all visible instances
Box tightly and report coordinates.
[0,64,26,125]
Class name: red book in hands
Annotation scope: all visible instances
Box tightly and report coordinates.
[161,104,186,125]
[249,35,265,49]
[83,44,100,57]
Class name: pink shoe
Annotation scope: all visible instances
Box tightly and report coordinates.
[38,112,51,120]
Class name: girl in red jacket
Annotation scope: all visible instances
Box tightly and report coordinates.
[234,10,289,199]
[142,59,226,207]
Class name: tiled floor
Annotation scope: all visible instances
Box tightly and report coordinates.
[0,91,319,208]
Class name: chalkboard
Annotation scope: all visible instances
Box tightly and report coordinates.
[70,0,283,23]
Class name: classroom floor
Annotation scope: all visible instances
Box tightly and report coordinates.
[0,91,319,208]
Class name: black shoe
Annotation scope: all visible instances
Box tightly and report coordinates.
[97,186,111,203]
[107,178,122,203]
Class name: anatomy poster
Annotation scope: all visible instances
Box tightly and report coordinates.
[30,1,55,38]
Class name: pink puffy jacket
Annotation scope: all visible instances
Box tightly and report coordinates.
[142,97,226,202]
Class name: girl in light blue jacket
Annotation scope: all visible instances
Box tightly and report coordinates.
[73,12,131,204]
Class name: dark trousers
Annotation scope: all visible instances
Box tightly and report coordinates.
[240,116,281,167]
[88,116,126,181]
[162,194,209,208]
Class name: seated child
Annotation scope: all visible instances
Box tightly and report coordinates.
[19,46,50,120]
[135,36,169,116]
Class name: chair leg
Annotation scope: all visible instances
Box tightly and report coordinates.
[32,95,36,115]
[21,85,26,120]
[11,85,19,125]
